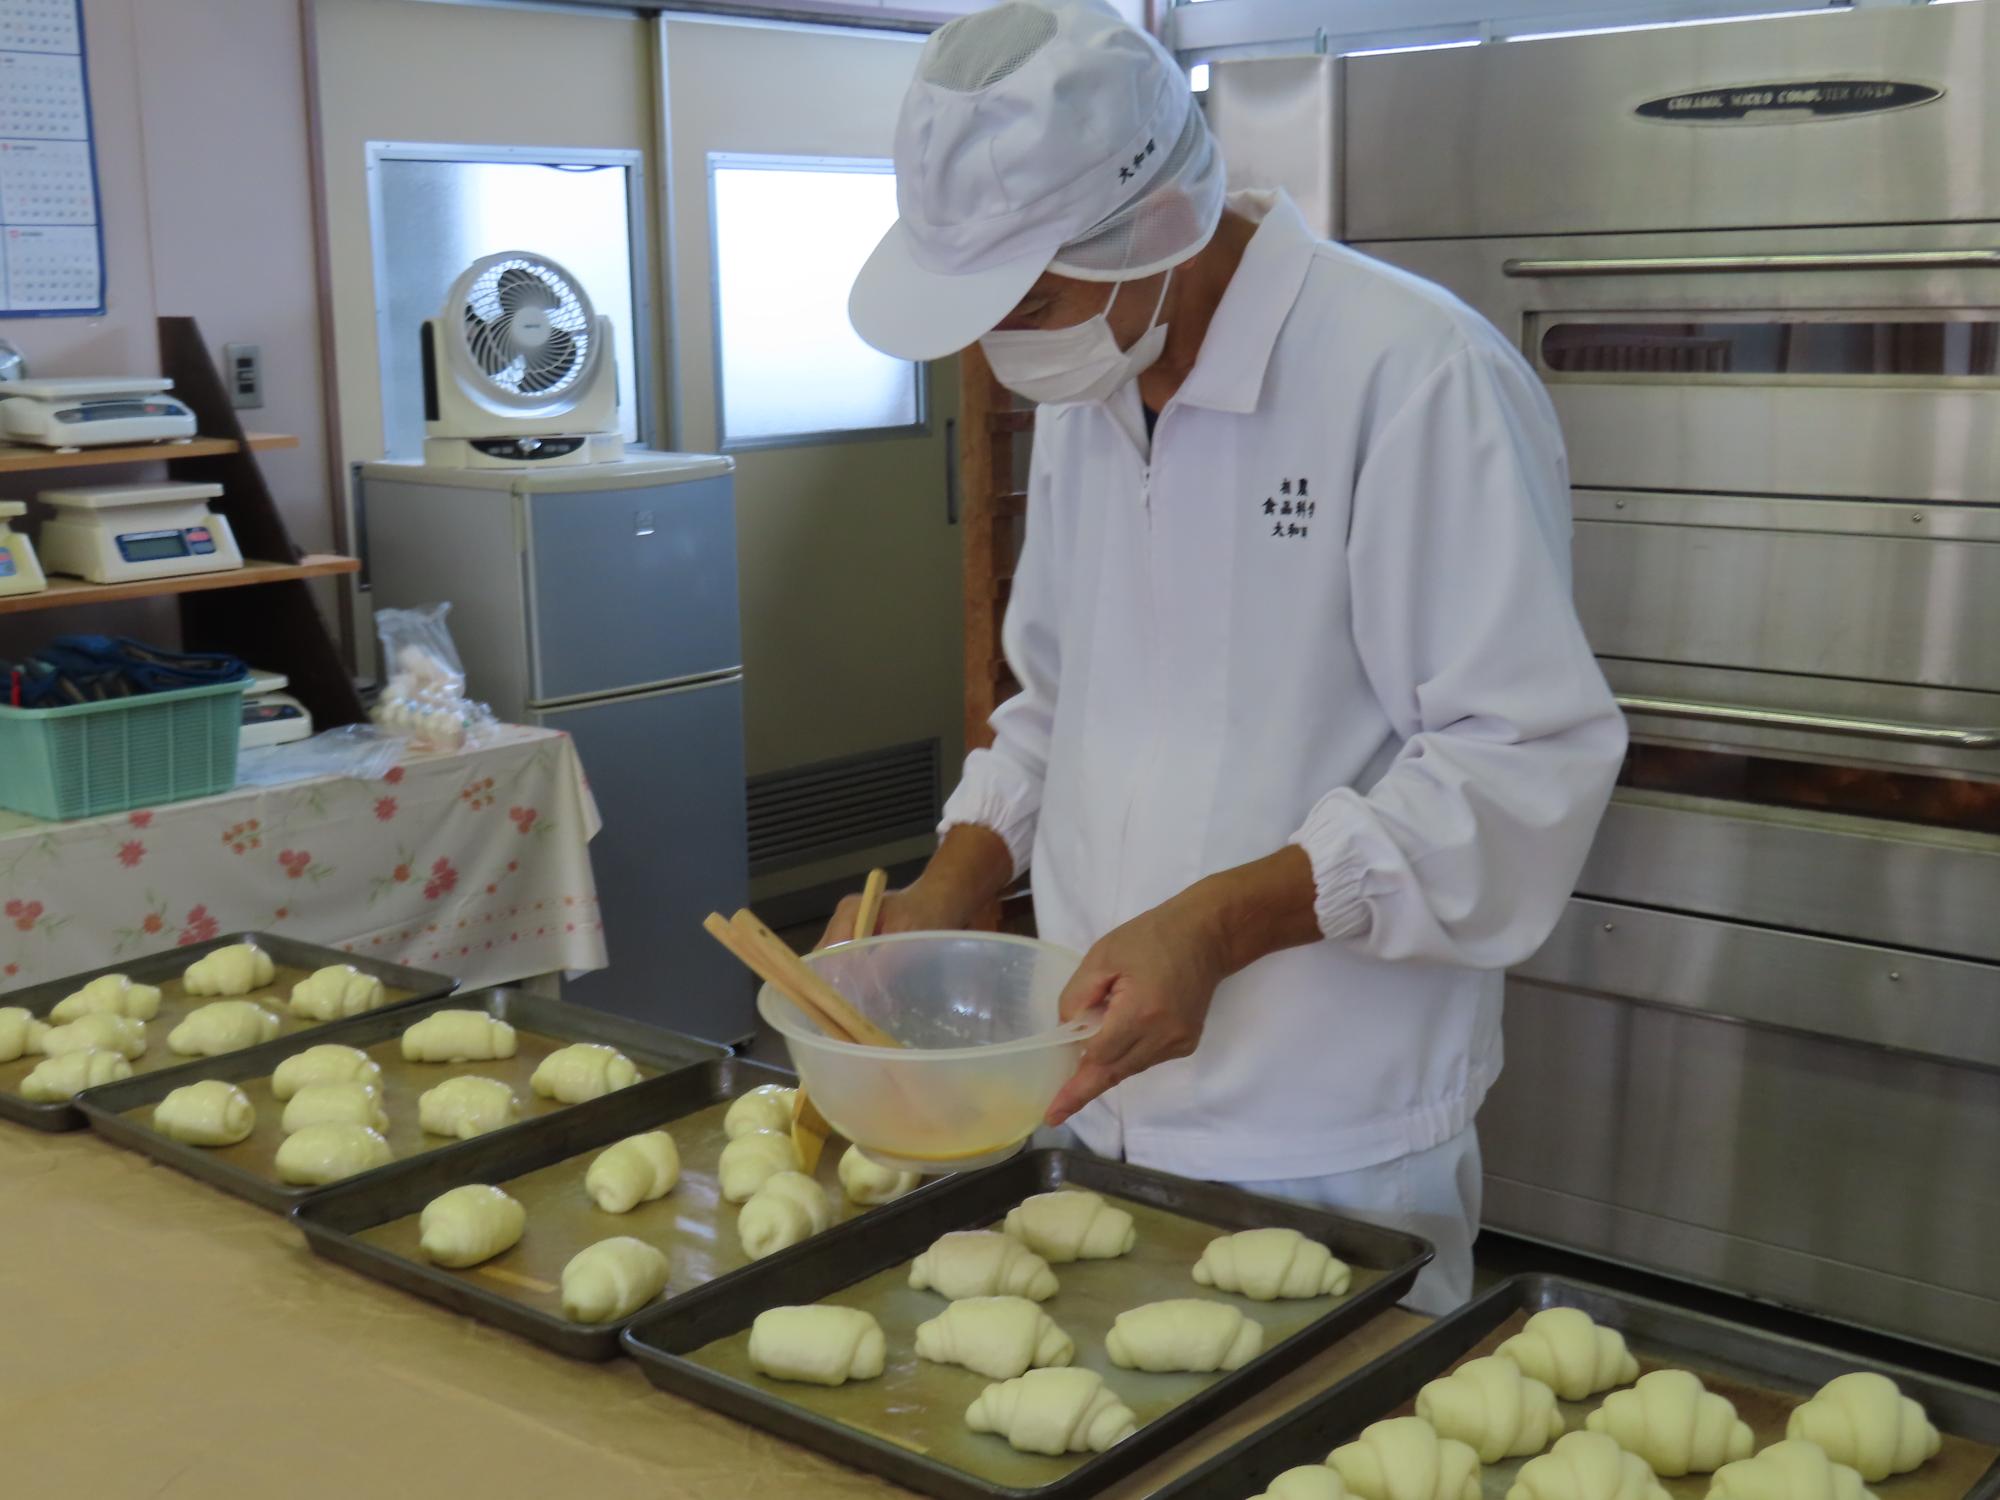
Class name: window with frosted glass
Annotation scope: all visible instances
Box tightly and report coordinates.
[709,155,923,447]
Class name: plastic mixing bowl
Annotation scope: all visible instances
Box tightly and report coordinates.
[757,931,1095,1173]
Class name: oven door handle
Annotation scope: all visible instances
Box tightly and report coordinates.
[1504,249,2000,278]
[1616,695,2000,750]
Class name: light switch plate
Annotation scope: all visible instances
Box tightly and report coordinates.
[224,342,263,410]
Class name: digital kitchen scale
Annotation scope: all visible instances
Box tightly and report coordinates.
[0,377,197,449]
[36,482,244,584]
[242,668,313,748]
[0,500,46,597]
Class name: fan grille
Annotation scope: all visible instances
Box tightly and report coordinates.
[457,255,593,401]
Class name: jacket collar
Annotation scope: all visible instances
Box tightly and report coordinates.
[1171,188,1318,416]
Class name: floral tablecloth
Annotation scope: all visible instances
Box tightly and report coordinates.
[0,725,606,996]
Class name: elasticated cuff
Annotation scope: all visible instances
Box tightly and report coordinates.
[1288,787,1377,942]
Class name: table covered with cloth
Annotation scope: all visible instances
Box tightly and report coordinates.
[0,724,606,994]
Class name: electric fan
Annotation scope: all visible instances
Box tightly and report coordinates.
[420,250,623,468]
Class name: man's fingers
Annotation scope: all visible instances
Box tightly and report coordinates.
[1057,965,1116,1024]
[1045,1060,1118,1127]
[814,896,859,952]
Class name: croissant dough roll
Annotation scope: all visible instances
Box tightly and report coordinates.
[169,1000,280,1057]
[585,1131,681,1213]
[183,943,276,997]
[154,1080,256,1146]
[274,1122,392,1184]
[1786,1373,1941,1481]
[719,1128,803,1203]
[965,1367,1138,1455]
[1499,1308,1641,1401]
[1418,1356,1565,1463]
[0,1006,46,1062]
[561,1236,669,1323]
[723,1083,798,1139]
[1004,1189,1137,1263]
[51,974,162,1022]
[738,1171,833,1259]
[1709,1441,1877,1500]
[530,1042,638,1103]
[1258,1469,1352,1500]
[839,1144,921,1206]
[401,1009,517,1063]
[749,1305,887,1386]
[272,1043,382,1100]
[915,1296,1076,1380]
[1586,1370,1753,1477]
[282,1081,388,1134]
[418,1075,519,1139]
[288,964,387,1021]
[419,1184,527,1268]
[1107,1298,1265,1373]
[1327,1417,1484,1500]
[910,1230,1059,1302]
[41,1011,146,1059]
[1508,1432,1670,1500]
[22,1047,132,1101]
[1193,1227,1353,1301]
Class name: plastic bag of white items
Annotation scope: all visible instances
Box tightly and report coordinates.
[236,724,405,788]
[371,602,496,751]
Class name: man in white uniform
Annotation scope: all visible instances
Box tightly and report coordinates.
[827,0,1627,1309]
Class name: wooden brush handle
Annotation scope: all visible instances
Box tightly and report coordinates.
[730,909,901,1049]
[701,913,853,1042]
[853,867,889,940]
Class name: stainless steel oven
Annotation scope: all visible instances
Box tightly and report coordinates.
[1327,4,2000,1358]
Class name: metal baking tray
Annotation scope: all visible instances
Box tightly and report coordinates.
[289,1054,926,1361]
[78,987,728,1212]
[0,932,455,1131]
[620,1147,1434,1500]
[1153,1275,2000,1500]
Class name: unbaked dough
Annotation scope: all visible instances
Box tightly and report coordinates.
[417,1075,519,1139]
[281,1081,388,1134]
[40,1011,146,1059]
[0,1006,47,1062]
[723,1082,798,1139]
[183,943,276,997]
[585,1131,681,1213]
[838,1144,921,1206]
[915,1295,1075,1380]
[1585,1370,1752,1477]
[1507,1432,1668,1500]
[1786,1373,1941,1481]
[748,1305,886,1386]
[1417,1356,1565,1464]
[154,1079,256,1146]
[965,1367,1138,1455]
[909,1229,1059,1302]
[1193,1227,1352,1300]
[738,1170,833,1260]
[1106,1297,1265,1373]
[1004,1188,1136,1263]
[273,1122,392,1184]
[168,999,280,1056]
[561,1236,669,1323]
[51,974,162,1022]
[1498,1308,1641,1401]
[529,1041,638,1103]
[419,1184,526,1267]
[272,1043,382,1100]
[21,1047,132,1101]
[1710,1440,1877,1500]
[718,1128,803,1203]
[400,1009,517,1063]
[1326,1417,1483,1500]
[1256,1469,1351,1500]
[288,964,387,1021]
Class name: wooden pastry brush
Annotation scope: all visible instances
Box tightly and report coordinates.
[789,867,888,1172]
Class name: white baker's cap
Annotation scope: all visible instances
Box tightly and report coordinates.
[849,0,1223,362]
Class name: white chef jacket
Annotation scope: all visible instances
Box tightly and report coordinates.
[941,189,1627,1182]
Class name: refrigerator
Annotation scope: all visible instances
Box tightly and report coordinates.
[358,452,753,1042]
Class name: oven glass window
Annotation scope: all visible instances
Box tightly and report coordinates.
[1620,745,2000,835]
[1540,320,2000,378]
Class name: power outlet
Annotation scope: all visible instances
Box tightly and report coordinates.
[224,342,263,410]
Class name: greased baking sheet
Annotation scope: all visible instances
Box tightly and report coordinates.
[1153,1276,2000,1500]
[0,933,453,1130]
[292,1057,883,1360]
[79,989,726,1211]
[623,1149,1434,1500]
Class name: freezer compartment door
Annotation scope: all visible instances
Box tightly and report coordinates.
[525,474,742,703]
[537,677,753,1041]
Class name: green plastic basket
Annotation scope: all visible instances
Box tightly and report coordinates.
[0,680,246,820]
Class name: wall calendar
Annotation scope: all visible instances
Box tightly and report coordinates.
[0,0,101,315]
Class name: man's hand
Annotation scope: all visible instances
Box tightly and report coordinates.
[816,824,1014,949]
[1044,845,1323,1127]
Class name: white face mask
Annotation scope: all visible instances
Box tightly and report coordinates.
[979,272,1173,407]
